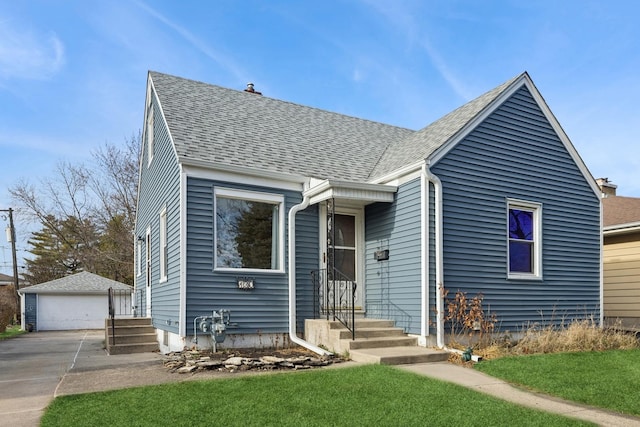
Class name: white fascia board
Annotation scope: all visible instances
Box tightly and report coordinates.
[181,162,306,193]
[427,73,601,199]
[304,179,397,205]
[19,290,110,295]
[369,160,424,185]
[428,75,527,166]
[603,222,640,236]
[147,74,181,166]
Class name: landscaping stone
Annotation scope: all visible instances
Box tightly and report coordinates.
[163,347,343,374]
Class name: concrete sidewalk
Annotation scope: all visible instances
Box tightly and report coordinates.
[401,362,640,427]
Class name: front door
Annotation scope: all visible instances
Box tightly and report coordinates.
[322,204,364,310]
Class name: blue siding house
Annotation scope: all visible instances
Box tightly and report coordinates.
[134,71,601,354]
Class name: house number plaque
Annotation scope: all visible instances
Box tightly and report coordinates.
[237,277,255,290]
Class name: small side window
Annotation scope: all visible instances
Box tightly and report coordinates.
[159,207,167,282]
[146,105,154,166]
[507,199,542,279]
[136,239,142,277]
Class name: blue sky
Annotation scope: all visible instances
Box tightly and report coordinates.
[1,0,639,274]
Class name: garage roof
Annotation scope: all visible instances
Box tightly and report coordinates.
[20,271,132,294]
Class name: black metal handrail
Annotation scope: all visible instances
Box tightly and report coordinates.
[108,288,135,346]
[311,268,357,340]
[108,287,115,346]
[367,299,413,333]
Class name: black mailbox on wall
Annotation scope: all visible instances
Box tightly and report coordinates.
[374,249,389,261]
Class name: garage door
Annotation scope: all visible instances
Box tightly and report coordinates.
[38,294,108,330]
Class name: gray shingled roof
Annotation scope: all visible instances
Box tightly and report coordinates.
[150,71,524,182]
[150,72,413,182]
[369,74,522,179]
[20,271,132,294]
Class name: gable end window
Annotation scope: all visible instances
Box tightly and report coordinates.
[214,188,284,272]
[159,207,168,282]
[146,105,154,166]
[507,199,542,279]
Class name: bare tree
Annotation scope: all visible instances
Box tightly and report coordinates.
[9,134,141,284]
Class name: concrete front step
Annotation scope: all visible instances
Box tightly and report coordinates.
[335,327,406,340]
[350,346,449,365]
[346,335,418,350]
[106,326,155,335]
[106,317,154,326]
[106,333,157,345]
[327,319,396,329]
[107,342,159,355]
[105,317,158,355]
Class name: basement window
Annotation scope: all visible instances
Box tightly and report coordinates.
[214,188,284,272]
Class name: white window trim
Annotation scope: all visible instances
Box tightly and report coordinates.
[146,105,154,167]
[507,198,542,280]
[159,206,168,283]
[214,187,285,273]
[136,239,142,277]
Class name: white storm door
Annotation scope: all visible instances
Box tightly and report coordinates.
[322,207,364,310]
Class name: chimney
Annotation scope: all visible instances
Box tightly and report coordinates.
[244,82,262,95]
[596,178,617,198]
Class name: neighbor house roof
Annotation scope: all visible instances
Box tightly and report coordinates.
[603,196,640,230]
[149,71,528,183]
[19,271,132,294]
[0,272,27,286]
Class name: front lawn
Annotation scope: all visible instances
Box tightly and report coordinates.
[475,349,640,416]
[42,364,591,427]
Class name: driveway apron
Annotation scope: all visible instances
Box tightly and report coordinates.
[0,330,100,427]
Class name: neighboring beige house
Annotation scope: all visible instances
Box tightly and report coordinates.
[600,178,640,329]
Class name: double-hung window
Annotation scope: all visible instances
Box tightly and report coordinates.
[146,104,154,166]
[159,207,168,282]
[136,239,142,277]
[214,188,284,272]
[507,199,542,279]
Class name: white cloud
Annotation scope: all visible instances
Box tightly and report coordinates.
[0,21,65,81]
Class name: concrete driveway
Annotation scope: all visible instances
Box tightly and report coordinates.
[0,330,163,427]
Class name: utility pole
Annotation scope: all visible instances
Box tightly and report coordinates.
[1,208,19,292]
[1,209,19,324]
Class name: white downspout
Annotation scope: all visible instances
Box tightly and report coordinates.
[422,164,445,349]
[288,195,333,356]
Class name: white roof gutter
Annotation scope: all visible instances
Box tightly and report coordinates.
[288,194,333,356]
[603,221,640,236]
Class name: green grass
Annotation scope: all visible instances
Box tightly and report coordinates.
[42,364,592,427]
[0,324,25,340]
[475,349,640,416]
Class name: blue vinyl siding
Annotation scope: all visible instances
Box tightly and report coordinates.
[134,93,181,333]
[24,293,37,329]
[431,86,601,330]
[185,178,315,336]
[365,178,422,334]
[295,204,320,332]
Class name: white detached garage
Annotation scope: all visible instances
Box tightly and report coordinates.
[19,271,132,331]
